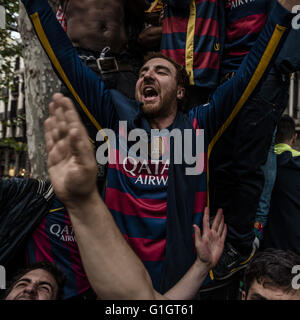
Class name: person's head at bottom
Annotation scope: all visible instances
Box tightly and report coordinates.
[3,261,65,300]
[242,248,300,300]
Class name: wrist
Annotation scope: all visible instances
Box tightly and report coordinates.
[63,188,100,212]
[195,257,211,272]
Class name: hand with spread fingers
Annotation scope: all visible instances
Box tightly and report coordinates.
[44,93,98,206]
[193,207,227,269]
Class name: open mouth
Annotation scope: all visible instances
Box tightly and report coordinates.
[142,87,158,102]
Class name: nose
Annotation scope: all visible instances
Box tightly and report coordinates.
[24,283,37,295]
[143,69,155,81]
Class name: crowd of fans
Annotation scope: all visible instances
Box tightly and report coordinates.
[0,0,300,300]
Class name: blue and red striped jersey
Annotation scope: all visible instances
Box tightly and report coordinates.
[222,0,271,75]
[161,0,222,89]
[26,197,91,299]
[22,0,291,292]
[104,131,207,289]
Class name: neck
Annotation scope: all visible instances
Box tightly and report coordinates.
[149,111,177,130]
[149,116,176,130]
[148,102,178,129]
[281,140,293,147]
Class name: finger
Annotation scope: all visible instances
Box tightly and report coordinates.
[44,129,55,154]
[69,127,96,166]
[64,102,91,147]
[217,214,225,236]
[212,208,223,232]
[50,93,69,124]
[54,106,69,140]
[48,101,63,144]
[47,139,67,168]
[51,95,82,143]
[51,92,65,104]
[202,207,210,235]
[221,224,227,243]
[59,96,80,118]
[49,96,61,117]
[59,96,84,127]
[44,114,53,132]
[193,224,201,243]
[44,116,55,167]
[49,101,56,117]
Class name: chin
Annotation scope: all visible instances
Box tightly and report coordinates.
[141,103,161,118]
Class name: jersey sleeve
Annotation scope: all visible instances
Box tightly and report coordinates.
[188,1,293,147]
[21,0,117,131]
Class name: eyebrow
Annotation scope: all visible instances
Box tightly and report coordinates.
[15,278,54,291]
[15,278,31,286]
[139,65,172,76]
[248,293,268,300]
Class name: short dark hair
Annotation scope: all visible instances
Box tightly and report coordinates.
[143,52,190,112]
[275,115,296,144]
[244,248,300,298]
[3,261,66,300]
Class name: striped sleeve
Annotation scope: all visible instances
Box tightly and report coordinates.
[190,1,292,146]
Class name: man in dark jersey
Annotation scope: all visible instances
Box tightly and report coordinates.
[209,0,298,280]
[43,92,227,300]
[3,261,65,300]
[0,177,94,300]
[21,0,296,296]
[56,0,150,190]
[262,116,300,255]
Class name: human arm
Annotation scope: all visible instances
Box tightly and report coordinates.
[138,25,162,48]
[45,93,160,299]
[0,178,53,265]
[20,0,114,130]
[190,0,295,143]
[164,208,226,300]
[45,93,226,300]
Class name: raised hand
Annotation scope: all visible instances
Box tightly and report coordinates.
[193,207,227,269]
[44,93,98,206]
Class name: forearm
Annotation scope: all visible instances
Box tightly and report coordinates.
[65,192,161,300]
[138,26,162,48]
[164,260,209,300]
[67,191,210,300]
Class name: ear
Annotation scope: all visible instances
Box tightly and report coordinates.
[291,133,298,145]
[177,86,185,100]
[241,291,246,300]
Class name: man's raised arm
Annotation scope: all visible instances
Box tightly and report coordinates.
[45,93,226,300]
[192,0,296,143]
[20,0,113,130]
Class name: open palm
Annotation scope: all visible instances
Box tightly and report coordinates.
[194,207,227,268]
[45,94,98,204]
